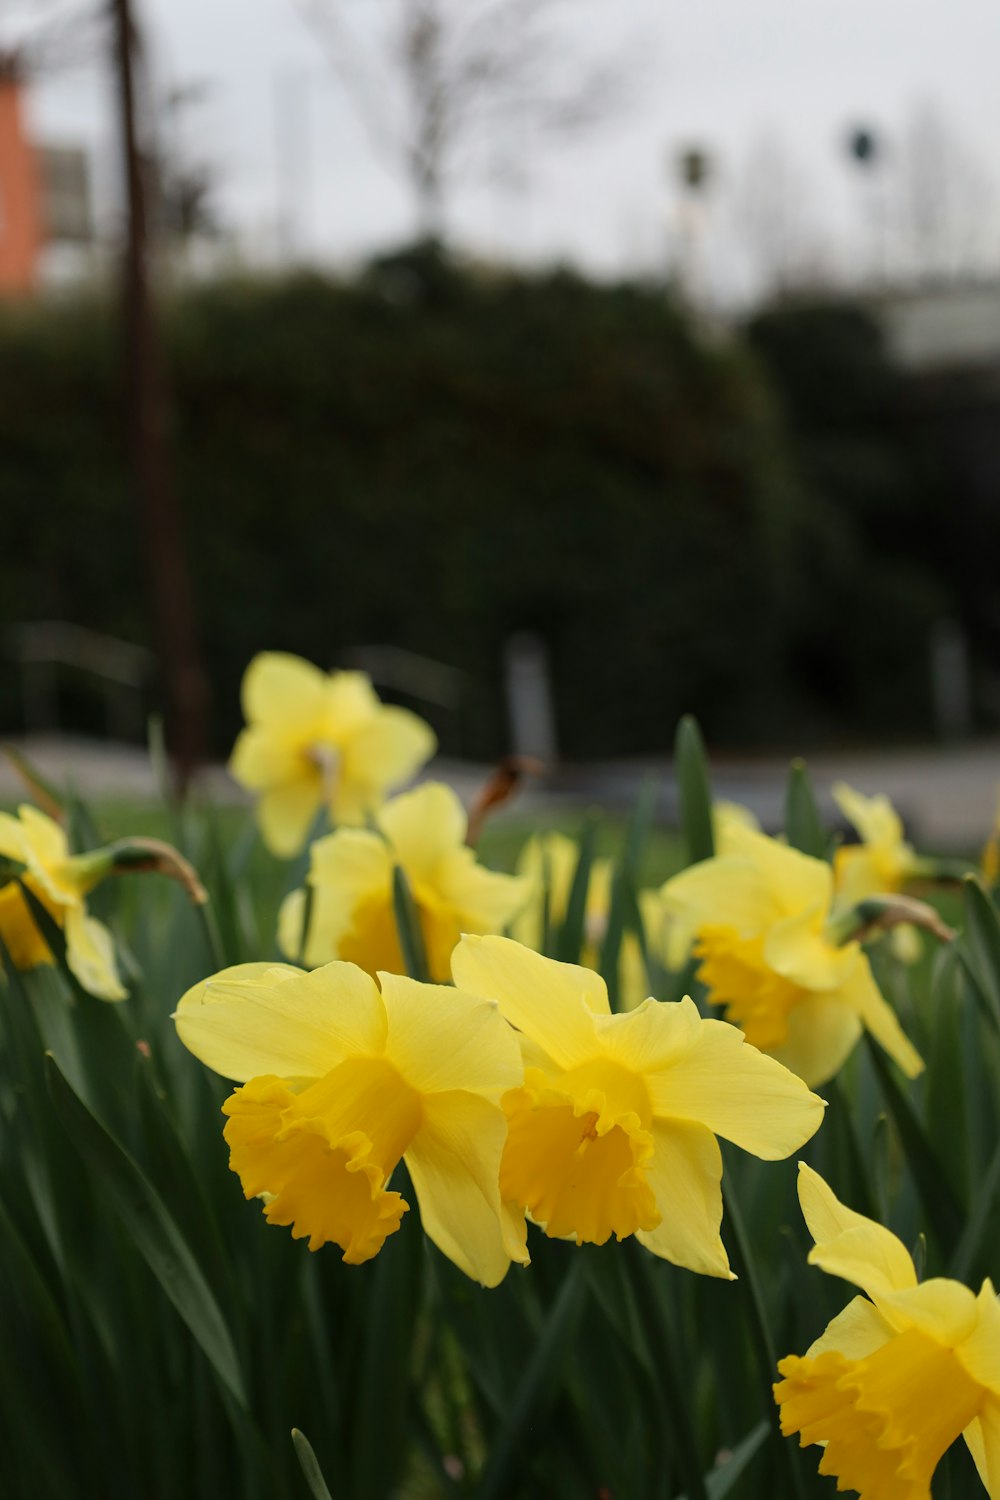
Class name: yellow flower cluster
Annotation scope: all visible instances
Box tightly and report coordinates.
[176,937,824,1284]
[172,655,983,1494]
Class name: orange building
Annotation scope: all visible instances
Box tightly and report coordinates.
[0,63,44,294]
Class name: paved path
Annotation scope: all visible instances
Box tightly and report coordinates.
[2,734,997,851]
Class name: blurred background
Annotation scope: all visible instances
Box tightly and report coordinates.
[3,0,1000,839]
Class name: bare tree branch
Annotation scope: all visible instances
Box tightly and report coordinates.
[294,0,643,237]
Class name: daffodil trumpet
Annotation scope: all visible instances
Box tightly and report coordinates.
[775,1163,1000,1498]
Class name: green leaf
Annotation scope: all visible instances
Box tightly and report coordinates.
[44,1051,247,1408]
[292,1429,335,1500]
[623,774,660,877]
[722,1170,806,1500]
[673,1419,770,1500]
[474,1256,587,1500]
[864,1036,964,1258]
[556,817,598,963]
[393,864,430,982]
[622,1239,709,1500]
[350,1172,423,1500]
[951,1135,1000,1284]
[957,877,1000,1036]
[675,717,714,866]
[783,760,826,859]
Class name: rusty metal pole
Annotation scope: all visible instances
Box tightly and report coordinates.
[110,0,208,789]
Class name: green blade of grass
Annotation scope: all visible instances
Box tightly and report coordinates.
[292,1429,335,1500]
[44,1051,247,1409]
[393,864,430,982]
[675,717,714,866]
[783,760,826,859]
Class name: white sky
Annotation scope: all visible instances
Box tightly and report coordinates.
[21,0,1000,299]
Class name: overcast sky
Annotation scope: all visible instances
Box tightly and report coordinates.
[22,0,1000,298]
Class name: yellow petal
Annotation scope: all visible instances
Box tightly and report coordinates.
[174,961,385,1081]
[635,1118,734,1278]
[842,957,924,1079]
[805,1293,894,1360]
[64,907,127,1001]
[257,776,324,858]
[18,804,69,867]
[336,708,436,823]
[0,811,26,862]
[406,1090,528,1287]
[715,823,834,918]
[768,992,863,1088]
[377,782,465,877]
[0,880,57,969]
[797,1161,918,1301]
[764,907,858,992]
[451,935,606,1069]
[965,1396,1000,1498]
[229,726,302,792]
[879,1278,979,1345]
[956,1280,1000,1397]
[631,1005,825,1159]
[277,889,309,964]
[832,782,903,849]
[433,848,530,933]
[292,829,394,969]
[660,855,780,935]
[323,670,380,734]
[378,971,524,1097]
[241,651,331,730]
[834,844,890,906]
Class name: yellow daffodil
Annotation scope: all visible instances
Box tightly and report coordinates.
[833,783,919,905]
[174,959,529,1285]
[0,805,125,1001]
[451,936,824,1277]
[278,782,529,981]
[229,652,436,857]
[776,1163,1000,1497]
[659,822,922,1088]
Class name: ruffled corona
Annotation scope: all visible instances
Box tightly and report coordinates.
[223,1057,422,1261]
[452,936,824,1275]
[501,1068,660,1245]
[778,1333,983,1500]
[775,1164,1000,1499]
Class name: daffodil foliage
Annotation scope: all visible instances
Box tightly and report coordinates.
[2,709,1000,1500]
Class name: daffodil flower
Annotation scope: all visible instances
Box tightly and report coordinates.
[776,1163,1000,1497]
[832,782,920,904]
[0,805,125,1001]
[660,822,923,1087]
[278,782,529,981]
[174,960,529,1285]
[451,936,824,1277]
[229,652,436,857]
